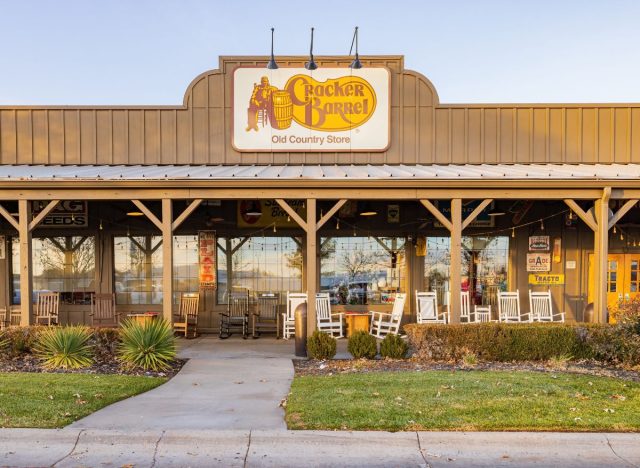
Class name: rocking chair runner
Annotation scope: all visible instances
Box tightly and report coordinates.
[174,292,200,338]
[219,290,249,339]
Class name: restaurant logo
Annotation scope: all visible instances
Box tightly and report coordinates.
[233,67,389,152]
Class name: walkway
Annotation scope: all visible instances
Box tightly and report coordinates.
[1,429,639,467]
[70,336,296,431]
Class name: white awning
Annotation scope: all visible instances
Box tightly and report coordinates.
[0,163,637,181]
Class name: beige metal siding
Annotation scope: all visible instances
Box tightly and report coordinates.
[1,55,639,165]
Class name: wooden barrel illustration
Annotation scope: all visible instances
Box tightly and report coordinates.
[270,91,293,130]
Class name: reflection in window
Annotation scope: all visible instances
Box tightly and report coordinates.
[114,235,199,305]
[11,236,96,305]
[320,237,406,305]
[217,237,301,303]
[424,236,509,306]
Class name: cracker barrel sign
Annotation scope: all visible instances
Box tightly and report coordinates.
[233,67,390,152]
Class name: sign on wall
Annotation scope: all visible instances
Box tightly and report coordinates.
[237,200,306,228]
[526,253,551,272]
[32,201,88,227]
[528,236,550,251]
[233,67,390,152]
[198,231,217,290]
[528,274,565,286]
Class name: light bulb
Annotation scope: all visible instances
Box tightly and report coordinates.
[613,226,617,234]
[511,228,515,238]
[273,224,277,233]
[540,220,545,231]
[336,219,340,230]
[99,220,103,230]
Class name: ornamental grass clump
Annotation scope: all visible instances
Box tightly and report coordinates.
[33,325,94,370]
[118,319,176,371]
[379,333,409,359]
[306,330,337,360]
[347,330,377,359]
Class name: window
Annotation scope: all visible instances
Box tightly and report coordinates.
[424,236,509,306]
[217,237,302,303]
[11,236,96,305]
[320,237,406,305]
[114,235,200,305]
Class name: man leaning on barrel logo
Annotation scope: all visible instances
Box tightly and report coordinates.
[246,76,278,131]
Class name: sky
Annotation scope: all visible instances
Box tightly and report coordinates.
[0,0,639,105]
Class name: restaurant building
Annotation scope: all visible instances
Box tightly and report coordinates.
[1,55,639,331]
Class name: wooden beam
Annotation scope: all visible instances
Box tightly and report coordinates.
[564,199,598,232]
[161,199,173,322]
[275,199,308,231]
[593,188,611,324]
[373,237,392,254]
[316,199,347,231]
[305,199,317,335]
[608,199,639,230]
[172,199,202,231]
[132,200,163,231]
[28,200,60,232]
[420,200,452,232]
[18,200,33,326]
[449,199,463,324]
[231,237,250,255]
[462,199,493,230]
[291,236,303,248]
[0,204,19,231]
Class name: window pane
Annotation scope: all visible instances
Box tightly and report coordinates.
[114,236,163,305]
[173,235,199,304]
[320,237,406,305]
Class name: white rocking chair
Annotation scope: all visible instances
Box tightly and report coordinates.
[370,293,406,338]
[416,291,447,324]
[445,290,471,323]
[316,292,344,337]
[498,290,530,322]
[529,289,565,322]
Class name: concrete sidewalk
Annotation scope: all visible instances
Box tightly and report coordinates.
[1,428,638,467]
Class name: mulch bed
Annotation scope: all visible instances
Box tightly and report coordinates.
[294,358,640,382]
[0,354,186,378]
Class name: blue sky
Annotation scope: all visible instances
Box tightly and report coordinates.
[0,0,638,105]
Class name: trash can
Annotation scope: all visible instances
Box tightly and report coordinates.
[294,302,307,357]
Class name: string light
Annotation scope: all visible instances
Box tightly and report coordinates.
[353,227,357,237]
[336,219,340,230]
[511,227,515,238]
[621,232,624,241]
[273,223,277,233]
[540,219,545,231]
[613,226,617,234]
[99,219,103,230]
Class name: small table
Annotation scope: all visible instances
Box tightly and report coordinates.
[344,313,371,337]
[127,313,159,325]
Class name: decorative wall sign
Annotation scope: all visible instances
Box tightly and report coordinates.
[528,274,565,286]
[387,205,400,223]
[233,67,390,152]
[237,200,306,228]
[526,253,551,272]
[31,201,88,227]
[553,237,562,263]
[198,231,217,289]
[415,237,426,257]
[528,236,550,251]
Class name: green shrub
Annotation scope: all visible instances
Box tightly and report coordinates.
[379,334,408,359]
[0,331,8,351]
[586,322,640,366]
[404,323,596,362]
[306,330,337,360]
[347,331,377,359]
[2,326,42,355]
[33,326,94,370]
[118,319,176,371]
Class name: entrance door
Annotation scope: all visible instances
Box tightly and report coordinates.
[588,253,638,320]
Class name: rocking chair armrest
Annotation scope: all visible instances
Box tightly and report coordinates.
[331,312,344,320]
[370,311,391,319]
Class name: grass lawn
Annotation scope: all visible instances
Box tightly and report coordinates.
[286,370,640,431]
[0,373,166,428]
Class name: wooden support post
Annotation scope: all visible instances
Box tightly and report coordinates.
[449,199,463,324]
[594,189,611,324]
[306,199,317,333]
[161,199,173,322]
[18,200,33,326]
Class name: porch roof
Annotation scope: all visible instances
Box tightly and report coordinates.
[0,163,638,181]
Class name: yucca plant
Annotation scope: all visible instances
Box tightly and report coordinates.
[118,318,176,371]
[33,326,94,370]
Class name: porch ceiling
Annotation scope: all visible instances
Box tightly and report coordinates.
[0,163,638,181]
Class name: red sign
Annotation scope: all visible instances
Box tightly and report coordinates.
[198,231,217,290]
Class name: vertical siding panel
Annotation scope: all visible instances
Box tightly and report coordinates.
[48,110,64,164]
[565,108,580,163]
[144,110,160,164]
[95,110,113,164]
[532,108,546,163]
[112,110,128,165]
[548,109,563,162]
[418,106,433,163]
[176,110,191,164]
[64,110,80,164]
[1,111,17,163]
[483,109,497,163]
[209,107,225,164]
[161,110,177,164]
[467,109,481,163]
[598,108,613,163]
[128,110,144,164]
[499,108,513,163]
[402,106,417,164]
[385,107,401,164]
[614,108,630,163]
[32,110,49,164]
[632,108,640,163]
[450,109,465,163]
[581,108,597,163]
[16,110,33,164]
[434,108,449,164]
[79,110,96,164]
[516,108,530,162]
